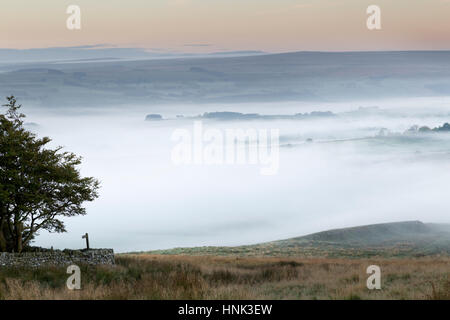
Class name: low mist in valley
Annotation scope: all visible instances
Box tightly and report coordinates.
[22,97,450,252]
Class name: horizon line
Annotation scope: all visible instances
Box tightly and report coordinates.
[2,45,450,54]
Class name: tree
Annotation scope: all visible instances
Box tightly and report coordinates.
[0,96,100,252]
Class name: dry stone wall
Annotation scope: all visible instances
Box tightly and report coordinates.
[0,249,115,267]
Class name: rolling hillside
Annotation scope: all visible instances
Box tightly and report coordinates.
[145,221,450,258]
[2,51,450,108]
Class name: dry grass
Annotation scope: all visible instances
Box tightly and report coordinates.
[0,254,449,300]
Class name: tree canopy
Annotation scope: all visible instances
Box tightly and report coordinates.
[0,96,99,253]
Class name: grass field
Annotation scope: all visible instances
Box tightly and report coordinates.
[0,254,448,300]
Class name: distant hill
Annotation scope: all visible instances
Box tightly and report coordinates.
[289,221,443,246]
[2,51,450,108]
[144,221,450,258]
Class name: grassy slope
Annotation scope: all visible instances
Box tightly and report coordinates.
[1,222,449,300]
[0,255,448,300]
[144,221,450,258]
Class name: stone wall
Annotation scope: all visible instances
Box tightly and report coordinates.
[0,249,115,268]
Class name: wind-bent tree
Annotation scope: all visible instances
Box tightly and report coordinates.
[0,96,99,253]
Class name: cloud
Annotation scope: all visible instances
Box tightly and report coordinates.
[0,45,153,63]
[183,44,213,47]
[67,44,113,49]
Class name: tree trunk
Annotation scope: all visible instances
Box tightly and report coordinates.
[14,222,23,253]
[0,217,6,252]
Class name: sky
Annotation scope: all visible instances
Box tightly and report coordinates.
[1,0,450,52]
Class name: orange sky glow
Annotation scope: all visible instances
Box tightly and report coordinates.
[1,0,449,52]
